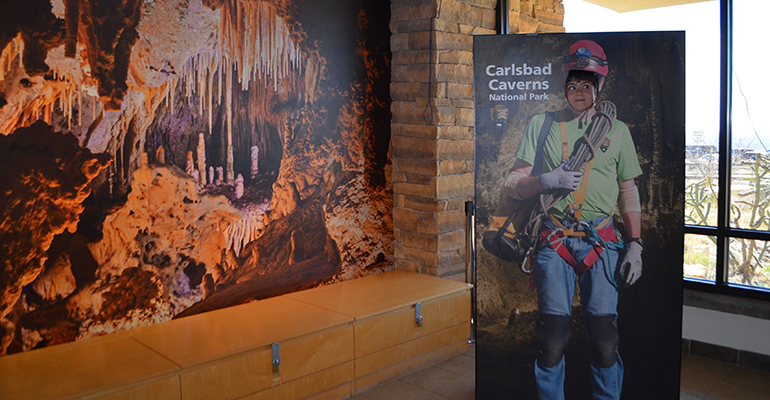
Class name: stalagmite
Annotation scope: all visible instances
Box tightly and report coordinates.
[250,145,259,178]
[196,132,206,185]
[216,166,224,185]
[289,231,297,265]
[156,146,165,164]
[186,151,195,176]
[234,174,244,199]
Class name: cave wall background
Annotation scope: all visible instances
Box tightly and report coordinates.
[0,0,393,355]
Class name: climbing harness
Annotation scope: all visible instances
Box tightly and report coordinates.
[540,215,623,277]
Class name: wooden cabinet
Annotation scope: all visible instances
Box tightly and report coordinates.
[0,332,180,400]
[286,270,471,394]
[130,296,354,400]
[0,270,471,399]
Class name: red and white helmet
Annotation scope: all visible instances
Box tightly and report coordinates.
[561,40,608,77]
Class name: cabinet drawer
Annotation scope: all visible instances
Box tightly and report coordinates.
[180,325,353,400]
[88,376,181,400]
[354,291,470,358]
[238,362,353,400]
[355,322,469,377]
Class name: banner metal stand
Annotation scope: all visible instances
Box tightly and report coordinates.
[465,200,476,344]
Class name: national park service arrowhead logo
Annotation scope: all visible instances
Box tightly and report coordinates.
[601,138,610,152]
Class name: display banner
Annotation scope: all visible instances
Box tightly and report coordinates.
[0,0,392,356]
[473,32,684,399]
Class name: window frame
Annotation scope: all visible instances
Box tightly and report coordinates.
[684,0,770,301]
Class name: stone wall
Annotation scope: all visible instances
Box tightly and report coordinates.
[510,0,566,33]
[389,0,564,280]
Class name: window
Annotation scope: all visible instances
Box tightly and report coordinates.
[564,0,770,298]
[693,0,770,295]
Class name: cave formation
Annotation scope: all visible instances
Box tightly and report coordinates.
[0,0,393,356]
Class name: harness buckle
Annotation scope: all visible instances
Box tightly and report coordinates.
[565,203,583,222]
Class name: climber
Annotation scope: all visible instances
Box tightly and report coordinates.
[502,39,643,400]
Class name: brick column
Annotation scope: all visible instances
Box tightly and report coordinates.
[390,0,564,280]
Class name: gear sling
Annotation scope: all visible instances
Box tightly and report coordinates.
[539,113,623,279]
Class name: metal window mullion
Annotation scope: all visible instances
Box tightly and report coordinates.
[725,227,770,241]
[715,0,733,288]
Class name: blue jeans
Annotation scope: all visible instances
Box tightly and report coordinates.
[533,217,624,400]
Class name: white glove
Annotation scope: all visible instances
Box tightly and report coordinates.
[620,241,643,287]
[540,163,583,191]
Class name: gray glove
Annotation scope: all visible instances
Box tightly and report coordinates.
[540,163,583,191]
[620,241,643,287]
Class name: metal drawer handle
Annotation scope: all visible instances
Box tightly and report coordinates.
[415,302,424,327]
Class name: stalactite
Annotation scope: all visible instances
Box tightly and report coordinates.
[78,90,82,126]
[218,62,223,106]
[67,88,72,130]
[0,34,23,83]
[198,56,204,117]
[207,66,213,135]
[225,57,234,185]
[224,203,269,257]
[0,35,101,133]
[2,0,303,166]
[108,160,115,198]
[170,78,176,114]
[168,0,302,179]
[159,80,170,112]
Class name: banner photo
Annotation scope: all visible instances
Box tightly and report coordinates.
[473,32,684,399]
[0,0,392,356]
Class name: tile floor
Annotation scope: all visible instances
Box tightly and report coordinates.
[350,345,770,400]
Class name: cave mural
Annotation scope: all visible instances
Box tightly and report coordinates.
[0,0,393,355]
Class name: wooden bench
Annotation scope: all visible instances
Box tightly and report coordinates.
[0,270,471,399]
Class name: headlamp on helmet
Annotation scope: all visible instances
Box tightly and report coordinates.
[562,40,608,77]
